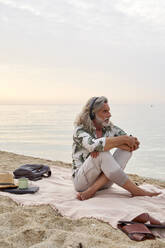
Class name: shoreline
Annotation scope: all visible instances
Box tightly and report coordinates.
[0,150,164,248]
[0,150,164,188]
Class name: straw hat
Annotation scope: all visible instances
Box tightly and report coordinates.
[0,172,18,189]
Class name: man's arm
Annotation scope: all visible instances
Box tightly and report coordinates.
[104,135,138,151]
[91,136,139,157]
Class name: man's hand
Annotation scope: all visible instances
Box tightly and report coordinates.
[123,136,140,151]
[133,137,140,151]
[91,151,99,158]
[118,144,132,152]
[118,143,139,152]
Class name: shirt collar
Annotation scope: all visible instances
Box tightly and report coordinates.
[93,124,111,133]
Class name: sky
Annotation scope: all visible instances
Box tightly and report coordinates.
[0,0,165,104]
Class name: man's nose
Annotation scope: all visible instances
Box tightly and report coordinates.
[108,112,111,118]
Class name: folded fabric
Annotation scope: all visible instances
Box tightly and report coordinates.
[118,213,165,241]
[0,186,39,194]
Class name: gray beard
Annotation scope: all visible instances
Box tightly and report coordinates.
[95,115,109,127]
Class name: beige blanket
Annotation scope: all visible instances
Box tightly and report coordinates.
[0,166,165,238]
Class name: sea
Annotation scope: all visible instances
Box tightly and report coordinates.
[0,104,165,181]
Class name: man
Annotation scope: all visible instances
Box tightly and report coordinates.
[72,96,160,200]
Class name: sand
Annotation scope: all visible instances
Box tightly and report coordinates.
[0,150,165,248]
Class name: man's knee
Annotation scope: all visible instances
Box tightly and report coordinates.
[115,148,132,158]
[122,150,132,162]
[127,151,132,159]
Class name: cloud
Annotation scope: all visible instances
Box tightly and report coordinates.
[0,8,164,104]
[0,0,41,16]
[1,0,165,34]
[115,0,165,28]
[0,15,8,22]
[0,0,164,51]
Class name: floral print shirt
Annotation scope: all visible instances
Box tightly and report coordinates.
[72,124,126,177]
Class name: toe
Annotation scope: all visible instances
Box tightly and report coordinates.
[76,192,82,200]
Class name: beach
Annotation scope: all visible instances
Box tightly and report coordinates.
[0,150,165,248]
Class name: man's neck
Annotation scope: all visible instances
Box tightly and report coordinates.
[93,120,102,131]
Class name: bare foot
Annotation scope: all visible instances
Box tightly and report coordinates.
[132,190,161,197]
[123,179,161,197]
[76,192,82,200]
[76,188,96,201]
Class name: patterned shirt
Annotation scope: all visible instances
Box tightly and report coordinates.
[72,124,126,176]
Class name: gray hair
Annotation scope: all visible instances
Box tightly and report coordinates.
[75,96,112,133]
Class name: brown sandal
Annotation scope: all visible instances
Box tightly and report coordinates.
[118,213,165,241]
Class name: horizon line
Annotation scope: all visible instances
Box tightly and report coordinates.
[0,103,163,105]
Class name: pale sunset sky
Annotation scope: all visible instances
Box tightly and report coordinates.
[0,0,165,104]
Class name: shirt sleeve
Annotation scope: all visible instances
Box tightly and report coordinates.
[74,127,106,153]
[112,125,127,136]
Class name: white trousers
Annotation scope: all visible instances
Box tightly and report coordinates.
[73,149,132,192]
